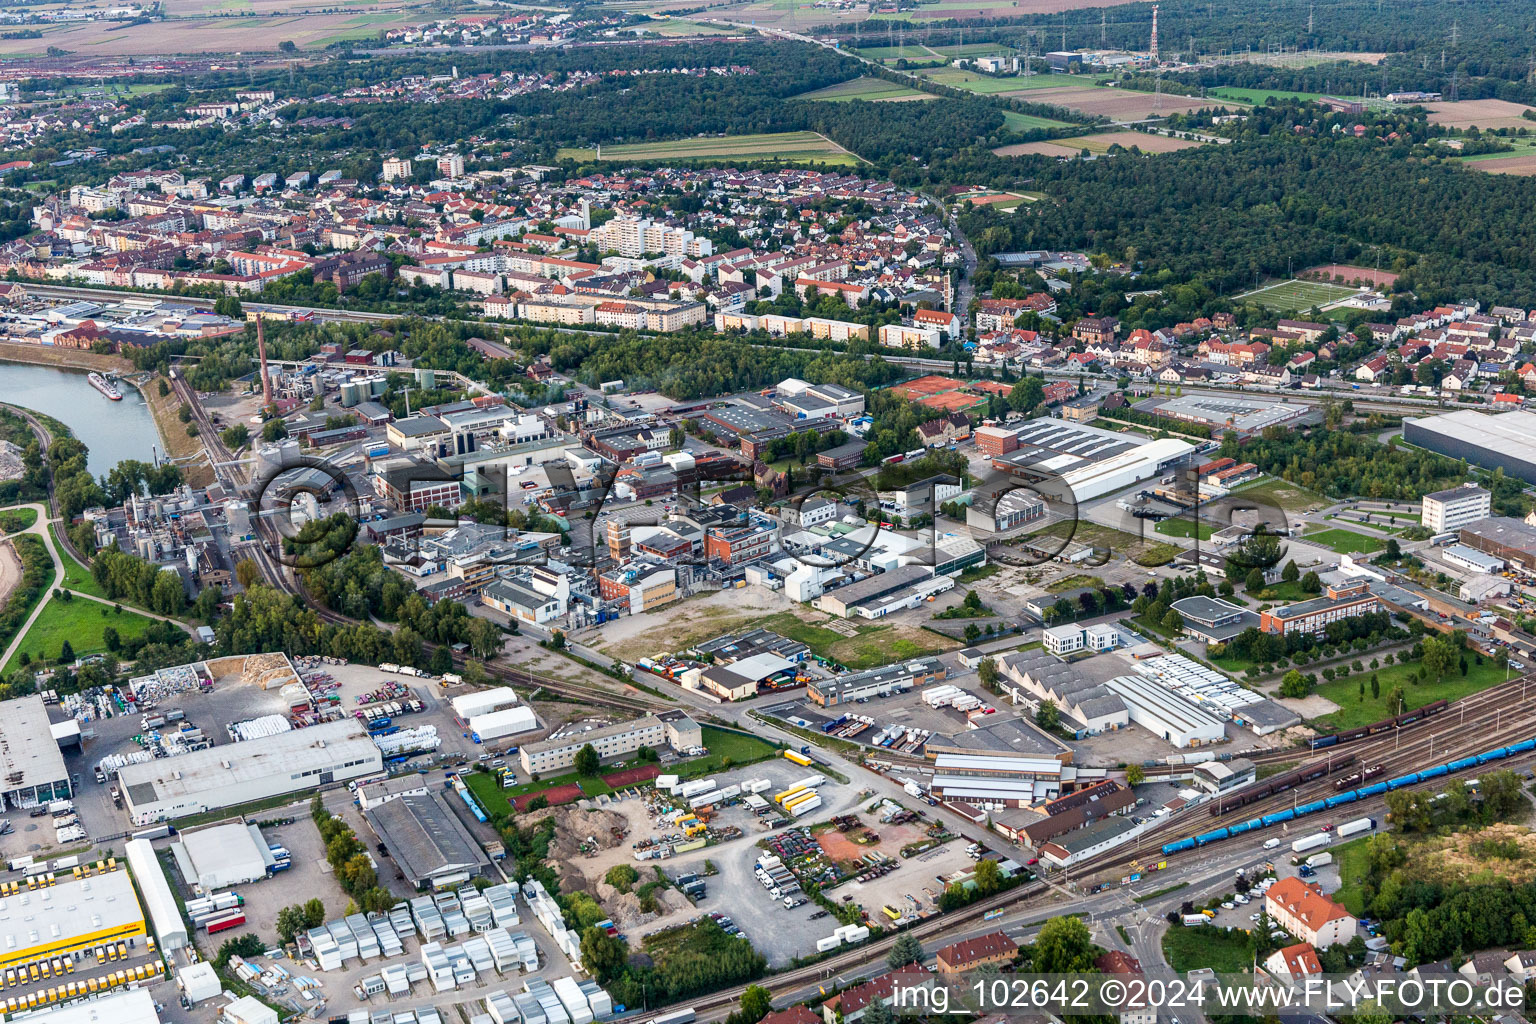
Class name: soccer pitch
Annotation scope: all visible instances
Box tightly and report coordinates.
[1239,278,1359,313]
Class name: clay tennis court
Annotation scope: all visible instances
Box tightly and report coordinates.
[1003,85,1221,121]
[1424,99,1536,131]
[602,765,661,788]
[513,783,584,811]
[1303,264,1400,288]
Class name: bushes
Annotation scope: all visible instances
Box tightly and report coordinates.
[0,534,51,660]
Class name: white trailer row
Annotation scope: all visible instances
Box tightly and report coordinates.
[815,923,872,951]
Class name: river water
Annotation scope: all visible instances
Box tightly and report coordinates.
[0,361,163,479]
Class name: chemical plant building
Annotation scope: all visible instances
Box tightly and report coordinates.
[518,711,701,776]
[983,418,1195,502]
[1259,579,1382,636]
[117,719,384,824]
[0,694,73,809]
[1461,517,1536,570]
[1404,409,1536,483]
[1423,484,1492,534]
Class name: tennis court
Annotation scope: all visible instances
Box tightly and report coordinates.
[1238,278,1359,313]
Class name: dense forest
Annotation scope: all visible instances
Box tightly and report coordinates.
[961,133,1536,308]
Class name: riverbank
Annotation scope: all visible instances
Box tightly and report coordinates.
[0,344,211,485]
[138,374,214,488]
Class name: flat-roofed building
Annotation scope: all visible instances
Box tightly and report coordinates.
[1101,674,1227,748]
[807,657,946,706]
[518,712,701,775]
[1170,595,1261,643]
[1423,483,1491,533]
[1404,409,1536,483]
[119,719,382,824]
[0,694,73,809]
[23,989,159,1024]
[1259,579,1382,636]
[0,866,145,969]
[363,789,489,889]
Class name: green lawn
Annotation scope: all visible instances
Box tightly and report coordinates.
[1001,110,1073,131]
[461,725,780,814]
[1239,277,1360,314]
[916,67,1105,95]
[1162,924,1255,973]
[1249,580,1317,605]
[0,507,36,533]
[1311,655,1514,730]
[1331,836,1374,917]
[1304,527,1385,555]
[51,525,106,598]
[1,597,166,675]
[556,131,860,166]
[1155,518,1215,540]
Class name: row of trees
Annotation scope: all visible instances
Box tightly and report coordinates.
[311,797,396,916]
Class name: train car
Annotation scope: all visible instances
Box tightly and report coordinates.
[1162,837,1198,855]
[1419,763,1449,780]
[1311,734,1340,750]
[1477,748,1508,765]
[1447,756,1478,772]
[1195,828,1230,845]
[1509,738,1536,756]
[1261,809,1296,827]
[1386,772,1421,790]
[1229,818,1260,836]
[1325,790,1359,809]
[1357,781,1390,798]
[1296,799,1327,816]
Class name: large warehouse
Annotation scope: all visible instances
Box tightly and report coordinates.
[0,694,73,810]
[119,719,383,824]
[0,867,145,970]
[1403,409,1536,482]
[989,419,1196,502]
[1102,674,1228,748]
[1460,517,1536,570]
[126,837,188,951]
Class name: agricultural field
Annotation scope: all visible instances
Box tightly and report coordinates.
[1460,138,1536,176]
[994,130,1201,157]
[557,132,860,166]
[1236,277,1360,313]
[1019,84,1225,121]
[1425,99,1536,131]
[852,44,940,61]
[918,67,1104,95]
[1001,109,1073,130]
[1208,86,1325,104]
[793,77,935,102]
[0,5,423,54]
[635,17,737,35]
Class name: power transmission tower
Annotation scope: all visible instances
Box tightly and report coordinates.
[1307,3,1314,34]
[1450,20,1459,48]
[1101,12,1106,47]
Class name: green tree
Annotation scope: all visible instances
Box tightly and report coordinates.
[579,927,628,984]
[1162,608,1184,633]
[738,985,772,1024]
[468,617,503,659]
[574,743,600,777]
[887,932,924,968]
[1033,915,1095,973]
[303,898,325,927]
[1280,669,1309,698]
[1035,699,1059,731]
[605,864,639,893]
[1422,635,1457,681]
[1281,560,1300,582]
[1300,570,1322,594]
[1245,568,1266,591]
[974,857,1002,895]
[277,905,308,943]
[1126,764,1145,786]
[977,656,999,693]
[430,645,453,675]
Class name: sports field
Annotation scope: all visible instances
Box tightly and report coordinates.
[1237,277,1359,313]
[1302,526,1385,555]
[557,132,860,166]
[794,77,935,102]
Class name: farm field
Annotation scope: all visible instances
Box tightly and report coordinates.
[852,44,938,60]
[1001,109,1073,130]
[994,130,1202,157]
[1,598,166,676]
[1016,84,1223,121]
[0,6,422,54]
[918,67,1107,94]
[1459,139,1536,175]
[636,17,737,35]
[794,76,935,101]
[557,131,860,165]
[1236,277,1360,313]
[1209,86,1326,104]
[1424,98,1536,131]
[1302,526,1385,555]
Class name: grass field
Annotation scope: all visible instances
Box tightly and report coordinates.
[1209,86,1326,105]
[1238,277,1360,313]
[557,131,860,166]
[794,77,934,102]
[1,598,164,675]
[1162,924,1255,973]
[0,508,36,533]
[1031,520,1180,566]
[1312,656,1514,730]
[994,130,1203,158]
[1303,526,1385,555]
[1155,518,1215,540]
[52,525,107,599]
[636,17,736,35]
[753,611,957,670]
[853,44,936,60]
[917,67,1105,94]
[1331,836,1374,916]
[1231,477,1324,515]
[1001,109,1073,130]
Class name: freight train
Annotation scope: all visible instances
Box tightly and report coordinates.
[1332,764,1385,790]
[1309,699,1450,750]
[1208,756,1357,816]
[1164,735,1536,855]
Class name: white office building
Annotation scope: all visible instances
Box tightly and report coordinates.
[1423,484,1491,533]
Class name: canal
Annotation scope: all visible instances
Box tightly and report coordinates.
[0,362,163,479]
